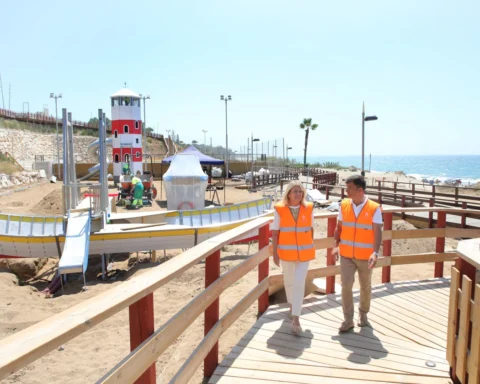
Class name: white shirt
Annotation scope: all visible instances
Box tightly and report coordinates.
[337,196,383,224]
[271,205,315,231]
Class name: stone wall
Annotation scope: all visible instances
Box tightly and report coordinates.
[0,128,112,169]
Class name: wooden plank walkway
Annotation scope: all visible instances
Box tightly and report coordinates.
[210,278,453,384]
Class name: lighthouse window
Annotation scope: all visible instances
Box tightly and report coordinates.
[114,131,118,138]
[136,151,141,158]
[124,125,129,133]
[135,121,139,129]
[114,154,119,163]
[136,138,139,144]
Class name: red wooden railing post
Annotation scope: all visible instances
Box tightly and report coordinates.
[326,217,337,294]
[382,212,393,283]
[204,250,220,378]
[129,293,155,384]
[258,224,270,314]
[434,211,446,278]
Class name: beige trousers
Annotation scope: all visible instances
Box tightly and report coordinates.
[281,260,310,317]
[340,256,372,323]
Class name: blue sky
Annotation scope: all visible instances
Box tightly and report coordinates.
[2,0,479,157]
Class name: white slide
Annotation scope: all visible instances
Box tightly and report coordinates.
[58,210,91,281]
[78,138,113,181]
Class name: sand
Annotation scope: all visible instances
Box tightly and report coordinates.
[0,172,461,383]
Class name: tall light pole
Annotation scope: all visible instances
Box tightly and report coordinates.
[286,146,292,162]
[50,93,62,178]
[361,102,378,176]
[220,95,232,175]
[139,94,150,153]
[251,133,260,183]
[202,129,208,153]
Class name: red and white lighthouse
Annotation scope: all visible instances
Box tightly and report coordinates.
[110,88,143,182]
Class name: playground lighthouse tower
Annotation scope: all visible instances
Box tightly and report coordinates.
[110,88,143,183]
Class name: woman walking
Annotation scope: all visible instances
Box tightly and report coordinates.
[272,181,315,334]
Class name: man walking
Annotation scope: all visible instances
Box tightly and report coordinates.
[332,175,383,332]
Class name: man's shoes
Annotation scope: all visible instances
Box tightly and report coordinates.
[358,312,370,327]
[338,321,354,333]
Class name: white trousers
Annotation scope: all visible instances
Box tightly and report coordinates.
[281,260,310,317]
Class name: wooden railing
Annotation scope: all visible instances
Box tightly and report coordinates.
[447,239,480,384]
[252,171,298,188]
[311,180,480,210]
[1,207,480,383]
[0,108,164,139]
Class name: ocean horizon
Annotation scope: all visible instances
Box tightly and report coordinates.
[291,154,480,185]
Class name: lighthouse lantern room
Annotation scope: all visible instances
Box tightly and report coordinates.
[110,88,143,183]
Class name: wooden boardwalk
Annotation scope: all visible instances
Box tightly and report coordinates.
[210,278,453,384]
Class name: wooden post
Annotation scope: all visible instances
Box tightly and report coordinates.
[377,180,381,191]
[129,294,156,384]
[382,213,392,283]
[204,250,220,378]
[325,186,330,200]
[412,183,415,204]
[454,187,459,206]
[378,192,382,205]
[461,202,467,228]
[393,182,397,202]
[341,188,345,199]
[258,224,270,314]
[326,217,337,294]
[428,198,434,228]
[434,211,446,278]
[401,195,406,220]
[432,185,436,198]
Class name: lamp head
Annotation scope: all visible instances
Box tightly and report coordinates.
[58,94,62,98]
[220,95,225,101]
[227,95,232,100]
[364,116,378,122]
[49,93,54,98]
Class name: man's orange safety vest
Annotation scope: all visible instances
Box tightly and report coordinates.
[339,198,380,260]
[275,202,315,262]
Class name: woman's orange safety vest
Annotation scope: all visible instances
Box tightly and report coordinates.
[339,199,380,260]
[275,203,315,262]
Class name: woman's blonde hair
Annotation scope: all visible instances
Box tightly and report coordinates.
[281,180,308,206]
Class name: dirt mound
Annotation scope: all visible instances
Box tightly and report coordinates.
[32,189,64,215]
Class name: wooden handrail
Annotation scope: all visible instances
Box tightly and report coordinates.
[0,216,271,380]
[1,207,479,383]
[99,246,270,383]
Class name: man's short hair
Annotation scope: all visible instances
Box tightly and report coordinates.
[346,174,366,190]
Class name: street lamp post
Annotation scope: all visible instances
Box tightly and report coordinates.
[139,94,150,153]
[361,102,378,176]
[50,93,62,178]
[202,129,208,153]
[220,95,232,176]
[286,146,292,162]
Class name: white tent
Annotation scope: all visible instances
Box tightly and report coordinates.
[163,154,208,210]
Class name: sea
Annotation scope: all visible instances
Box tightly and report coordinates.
[291,155,480,186]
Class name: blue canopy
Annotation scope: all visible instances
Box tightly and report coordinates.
[162,145,225,165]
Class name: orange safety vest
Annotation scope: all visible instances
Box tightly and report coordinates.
[339,198,380,260]
[275,202,315,262]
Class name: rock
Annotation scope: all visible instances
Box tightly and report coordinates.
[3,258,48,280]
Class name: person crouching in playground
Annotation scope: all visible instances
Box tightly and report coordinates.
[130,174,144,207]
[272,180,315,335]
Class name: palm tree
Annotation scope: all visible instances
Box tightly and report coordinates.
[299,118,318,168]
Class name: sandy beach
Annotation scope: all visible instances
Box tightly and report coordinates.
[0,171,461,383]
